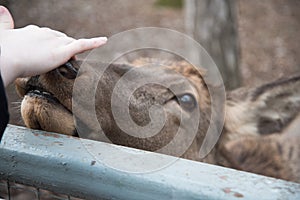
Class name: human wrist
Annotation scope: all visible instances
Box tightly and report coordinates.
[0,34,21,86]
[0,54,18,87]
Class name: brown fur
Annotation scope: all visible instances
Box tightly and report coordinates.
[15,59,300,183]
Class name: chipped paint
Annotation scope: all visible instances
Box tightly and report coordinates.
[0,125,300,200]
[219,175,228,180]
[222,187,244,198]
[91,160,96,166]
[34,132,61,138]
[223,187,231,194]
[234,192,244,198]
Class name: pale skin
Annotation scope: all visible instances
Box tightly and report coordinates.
[0,6,107,86]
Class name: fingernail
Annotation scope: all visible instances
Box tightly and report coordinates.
[98,37,107,42]
[92,37,107,46]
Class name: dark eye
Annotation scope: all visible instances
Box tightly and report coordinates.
[177,93,197,111]
[56,61,78,79]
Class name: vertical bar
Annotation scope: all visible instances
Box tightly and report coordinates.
[36,187,40,200]
[6,180,10,200]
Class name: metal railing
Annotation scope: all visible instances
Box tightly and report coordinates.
[0,125,299,200]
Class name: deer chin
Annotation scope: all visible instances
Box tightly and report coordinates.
[20,88,76,136]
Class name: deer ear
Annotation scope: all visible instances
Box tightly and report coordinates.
[226,75,300,136]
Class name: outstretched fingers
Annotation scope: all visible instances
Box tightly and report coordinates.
[52,37,107,68]
[67,37,107,55]
[59,37,107,59]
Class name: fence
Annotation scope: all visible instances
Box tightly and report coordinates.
[0,125,299,200]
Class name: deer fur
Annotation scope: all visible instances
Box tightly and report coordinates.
[15,59,300,183]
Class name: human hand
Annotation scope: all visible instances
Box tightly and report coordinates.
[0,6,107,86]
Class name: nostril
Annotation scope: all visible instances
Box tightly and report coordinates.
[56,61,78,79]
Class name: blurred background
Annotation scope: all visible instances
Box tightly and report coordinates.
[0,0,299,126]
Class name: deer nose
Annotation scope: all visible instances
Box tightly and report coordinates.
[56,60,80,80]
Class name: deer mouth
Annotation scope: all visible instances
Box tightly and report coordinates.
[15,76,72,112]
[24,85,73,114]
[15,69,76,136]
[25,88,60,104]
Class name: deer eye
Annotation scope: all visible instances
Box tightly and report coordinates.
[57,61,78,79]
[177,93,197,111]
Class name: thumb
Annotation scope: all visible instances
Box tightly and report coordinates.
[0,6,14,30]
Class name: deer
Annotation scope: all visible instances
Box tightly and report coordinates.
[15,58,300,183]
